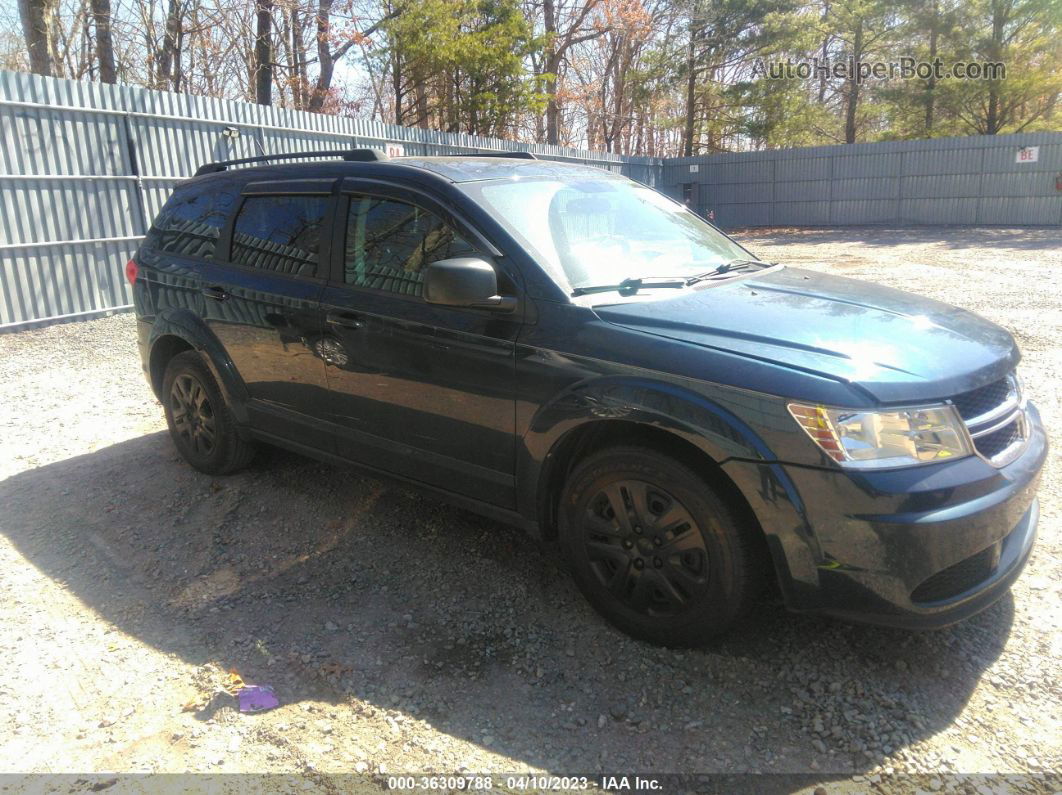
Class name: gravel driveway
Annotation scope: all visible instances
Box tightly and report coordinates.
[0,227,1059,792]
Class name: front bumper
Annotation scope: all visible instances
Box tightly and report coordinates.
[726,402,1047,629]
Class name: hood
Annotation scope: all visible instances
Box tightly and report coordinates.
[592,267,1018,404]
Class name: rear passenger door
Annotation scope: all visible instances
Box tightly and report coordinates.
[199,180,335,449]
[319,182,520,508]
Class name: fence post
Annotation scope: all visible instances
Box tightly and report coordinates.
[121,113,149,236]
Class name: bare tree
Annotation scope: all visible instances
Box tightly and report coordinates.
[18,0,59,75]
[529,0,605,144]
[90,0,117,82]
[254,0,273,103]
[308,0,401,112]
[154,0,182,90]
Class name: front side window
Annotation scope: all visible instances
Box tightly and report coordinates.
[471,177,751,293]
[230,195,330,276]
[146,182,237,259]
[344,196,476,297]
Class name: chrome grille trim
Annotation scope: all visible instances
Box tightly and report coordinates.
[977,413,1028,467]
[950,372,1028,468]
[964,395,1021,429]
[969,407,1024,439]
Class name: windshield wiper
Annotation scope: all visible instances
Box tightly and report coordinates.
[685,258,768,285]
[571,260,771,296]
[571,276,688,297]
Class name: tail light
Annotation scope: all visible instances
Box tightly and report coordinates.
[125,259,138,285]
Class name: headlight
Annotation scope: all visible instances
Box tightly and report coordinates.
[787,402,973,469]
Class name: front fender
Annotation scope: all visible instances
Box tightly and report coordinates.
[517,376,773,522]
[524,376,772,466]
[516,375,822,601]
[149,308,250,423]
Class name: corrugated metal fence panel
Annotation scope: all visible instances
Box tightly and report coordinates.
[0,70,658,328]
[0,239,136,327]
[671,133,1062,228]
[3,67,1059,328]
[0,178,138,243]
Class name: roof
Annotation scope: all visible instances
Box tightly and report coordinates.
[390,156,617,183]
[189,153,618,187]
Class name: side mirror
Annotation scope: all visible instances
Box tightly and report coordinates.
[424,257,517,312]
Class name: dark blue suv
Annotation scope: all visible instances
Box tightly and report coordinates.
[131,150,1046,645]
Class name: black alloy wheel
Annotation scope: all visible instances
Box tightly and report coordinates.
[162,350,256,475]
[560,446,762,646]
[170,373,217,458]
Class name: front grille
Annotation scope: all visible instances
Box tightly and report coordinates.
[951,377,1011,422]
[974,418,1024,460]
[911,543,1000,603]
[949,372,1027,466]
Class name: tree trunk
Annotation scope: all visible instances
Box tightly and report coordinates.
[392,48,404,124]
[985,86,1000,134]
[544,55,561,145]
[172,25,184,91]
[293,8,309,107]
[254,0,273,105]
[682,20,699,157]
[984,0,1006,134]
[844,21,862,144]
[818,1,830,104]
[924,8,937,133]
[413,77,428,127]
[81,11,91,79]
[308,0,334,111]
[156,0,182,90]
[89,0,117,83]
[543,0,560,145]
[18,0,55,76]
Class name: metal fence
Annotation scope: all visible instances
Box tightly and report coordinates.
[663,133,1062,228]
[2,68,1060,329]
[0,70,658,329]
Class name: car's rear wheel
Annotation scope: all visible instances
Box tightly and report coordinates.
[162,350,256,475]
[559,446,761,646]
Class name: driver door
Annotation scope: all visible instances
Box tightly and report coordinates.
[318,182,522,508]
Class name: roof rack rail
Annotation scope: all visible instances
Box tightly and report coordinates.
[463,151,538,160]
[194,148,388,177]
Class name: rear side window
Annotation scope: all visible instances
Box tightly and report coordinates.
[230,195,330,277]
[146,182,237,259]
[344,196,476,296]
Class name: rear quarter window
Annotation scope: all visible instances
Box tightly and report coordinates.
[145,181,237,259]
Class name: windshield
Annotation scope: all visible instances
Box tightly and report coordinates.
[473,176,755,293]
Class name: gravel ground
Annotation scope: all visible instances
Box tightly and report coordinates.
[0,226,1059,792]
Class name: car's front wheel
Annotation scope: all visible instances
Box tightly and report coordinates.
[559,446,761,646]
[162,350,256,475]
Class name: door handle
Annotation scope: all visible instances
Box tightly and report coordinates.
[326,312,363,330]
[201,285,229,301]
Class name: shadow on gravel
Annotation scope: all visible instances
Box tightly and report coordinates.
[736,226,1062,252]
[0,432,1016,776]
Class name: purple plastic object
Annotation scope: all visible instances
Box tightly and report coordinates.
[238,685,279,713]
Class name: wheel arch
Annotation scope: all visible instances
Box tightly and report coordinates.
[517,375,818,598]
[520,375,776,532]
[148,335,194,399]
[146,309,249,422]
[535,418,768,540]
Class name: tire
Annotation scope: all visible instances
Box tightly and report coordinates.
[558,446,761,646]
[162,350,256,475]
